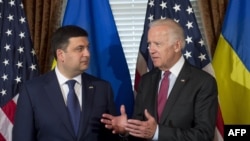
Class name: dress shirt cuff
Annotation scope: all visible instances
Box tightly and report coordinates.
[152,124,159,140]
[119,132,129,141]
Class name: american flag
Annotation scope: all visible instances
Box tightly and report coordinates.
[0,0,39,140]
[134,0,224,141]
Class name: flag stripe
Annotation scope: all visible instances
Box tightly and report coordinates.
[1,95,18,125]
[1,99,16,124]
[0,134,6,141]
[0,108,13,141]
[213,35,250,124]
[216,106,224,137]
[221,1,250,71]
[214,128,223,141]
[134,52,147,91]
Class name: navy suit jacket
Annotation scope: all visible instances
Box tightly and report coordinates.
[131,61,218,141]
[13,71,119,141]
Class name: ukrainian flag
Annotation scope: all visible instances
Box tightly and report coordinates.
[212,0,250,124]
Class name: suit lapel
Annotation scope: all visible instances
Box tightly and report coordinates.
[44,71,75,137]
[159,62,191,123]
[144,69,161,120]
[151,71,161,119]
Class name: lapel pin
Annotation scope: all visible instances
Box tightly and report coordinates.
[89,86,94,89]
[181,79,185,82]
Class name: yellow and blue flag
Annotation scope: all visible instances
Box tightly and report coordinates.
[213,0,250,124]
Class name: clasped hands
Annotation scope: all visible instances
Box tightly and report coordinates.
[100,105,157,139]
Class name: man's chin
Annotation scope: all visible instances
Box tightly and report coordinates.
[152,62,160,67]
[81,66,88,71]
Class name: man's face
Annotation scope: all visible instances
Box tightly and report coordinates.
[147,25,180,71]
[58,36,90,77]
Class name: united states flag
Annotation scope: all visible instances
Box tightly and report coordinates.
[134,0,224,141]
[0,0,39,140]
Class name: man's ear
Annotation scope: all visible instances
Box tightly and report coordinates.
[174,40,182,52]
[56,49,64,62]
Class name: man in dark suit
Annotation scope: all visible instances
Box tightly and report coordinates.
[101,18,218,141]
[13,25,119,141]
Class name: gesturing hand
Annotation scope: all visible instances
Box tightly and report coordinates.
[101,105,128,134]
[125,109,157,139]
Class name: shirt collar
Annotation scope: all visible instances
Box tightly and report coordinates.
[55,66,82,85]
[161,55,185,77]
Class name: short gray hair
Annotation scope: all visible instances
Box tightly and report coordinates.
[149,18,186,49]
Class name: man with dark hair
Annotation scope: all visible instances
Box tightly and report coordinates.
[13,25,119,141]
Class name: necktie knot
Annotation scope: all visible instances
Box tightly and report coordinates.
[163,70,171,78]
[66,80,76,90]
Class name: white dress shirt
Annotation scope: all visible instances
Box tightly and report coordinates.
[153,56,185,141]
[55,67,82,110]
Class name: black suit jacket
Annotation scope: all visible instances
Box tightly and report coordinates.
[13,71,119,141]
[131,61,218,141]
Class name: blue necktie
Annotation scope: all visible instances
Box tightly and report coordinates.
[66,80,81,135]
